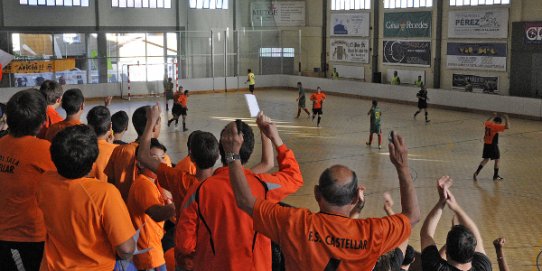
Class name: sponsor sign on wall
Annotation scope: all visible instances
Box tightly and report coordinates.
[452,74,499,92]
[446,43,507,71]
[524,22,542,45]
[383,40,431,67]
[383,12,432,37]
[448,9,509,38]
[330,12,370,37]
[251,1,305,27]
[330,38,370,64]
[4,59,76,73]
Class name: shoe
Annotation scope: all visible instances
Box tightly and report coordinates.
[366,142,371,146]
[425,120,431,123]
[378,145,382,149]
[167,120,172,127]
[413,113,417,119]
[175,122,178,127]
[312,115,315,121]
[493,175,504,181]
[183,128,189,132]
[473,173,478,181]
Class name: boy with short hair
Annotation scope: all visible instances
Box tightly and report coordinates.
[38,125,135,270]
[87,105,118,182]
[37,80,63,138]
[45,88,85,141]
[111,110,129,145]
[0,89,56,271]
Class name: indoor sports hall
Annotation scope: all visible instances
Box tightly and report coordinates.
[0,1,541,270]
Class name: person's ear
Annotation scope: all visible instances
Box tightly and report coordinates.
[314,185,321,202]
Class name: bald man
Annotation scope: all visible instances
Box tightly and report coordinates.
[224,123,420,271]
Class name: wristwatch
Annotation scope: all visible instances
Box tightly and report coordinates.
[225,153,241,164]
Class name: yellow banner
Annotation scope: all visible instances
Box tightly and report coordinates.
[3,59,76,74]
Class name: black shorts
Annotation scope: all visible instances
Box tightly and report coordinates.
[312,108,323,115]
[165,91,174,100]
[482,144,500,160]
[418,100,427,109]
[249,85,255,92]
[172,104,187,116]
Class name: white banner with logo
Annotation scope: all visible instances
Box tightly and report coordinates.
[251,2,305,27]
[448,9,509,39]
[330,12,371,37]
[330,38,370,64]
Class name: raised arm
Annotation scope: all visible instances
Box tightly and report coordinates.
[445,188,486,254]
[388,132,420,225]
[251,114,275,174]
[420,176,453,250]
[383,192,409,255]
[493,237,510,271]
[136,105,162,173]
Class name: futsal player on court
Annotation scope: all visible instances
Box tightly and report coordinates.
[414,84,430,123]
[366,100,382,149]
[310,87,326,127]
[295,82,310,118]
[246,69,256,94]
[473,113,510,181]
[168,87,189,132]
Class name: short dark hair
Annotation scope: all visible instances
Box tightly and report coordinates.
[191,131,219,169]
[372,100,378,106]
[373,249,400,271]
[318,167,358,206]
[86,106,111,137]
[187,130,202,149]
[446,225,477,264]
[132,106,149,137]
[0,103,6,118]
[39,80,63,105]
[494,116,502,123]
[248,69,252,73]
[50,125,98,179]
[219,120,254,165]
[184,90,189,95]
[61,88,84,115]
[111,110,129,133]
[297,82,302,85]
[402,245,415,266]
[7,89,47,137]
[150,138,167,153]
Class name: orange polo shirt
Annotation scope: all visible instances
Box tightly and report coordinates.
[253,199,411,271]
[174,155,197,175]
[483,121,506,145]
[38,172,135,270]
[89,139,118,182]
[310,92,326,109]
[157,163,199,221]
[0,135,56,242]
[177,94,188,107]
[45,119,81,142]
[127,174,166,270]
[38,106,64,139]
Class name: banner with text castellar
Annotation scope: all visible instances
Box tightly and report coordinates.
[3,59,76,74]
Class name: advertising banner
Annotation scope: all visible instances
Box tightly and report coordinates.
[3,59,76,74]
[330,12,370,37]
[383,40,431,67]
[446,43,507,71]
[251,2,305,27]
[452,74,499,92]
[383,12,432,37]
[524,22,542,45]
[330,38,370,64]
[448,9,509,38]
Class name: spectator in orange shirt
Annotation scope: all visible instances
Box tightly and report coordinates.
[87,105,118,182]
[0,89,56,271]
[177,112,304,271]
[38,125,135,270]
[111,110,129,145]
[105,106,162,200]
[224,126,420,271]
[37,80,63,138]
[473,113,510,181]
[168,88,189,132]
[45,88,85,141]
[310,86,327,127]
[128,138,175,271]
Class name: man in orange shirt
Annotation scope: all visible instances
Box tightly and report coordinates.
[168,88,189,132]
[105,105,162,200]
[310,86,327,127]
[45,88,85,141]
[473,113,510,181]
[87,105,118,182]
[0,89,57,271]
[128,138,175,271]
[111,110,129,145]
[177,113,304,271]
[224,125,420,271]
[37,80,63,138]
[38,125,135,270]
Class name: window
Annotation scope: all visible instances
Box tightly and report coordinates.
[112,0,172,8]
[331,0,371,10]
[190,0,228,9]
[449,0,510,6]
[259,48,295,58]
[383,0,432,8]
[20,0,89,6]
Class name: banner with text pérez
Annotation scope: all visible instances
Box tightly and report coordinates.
[330,38,370,63]
[330,12,370,37]
[524,22,542,45]
[446,43,507,71]
[448,9,508,39]
[250,1,305,27]
[383,11,432,37]
[383,40,431,67]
